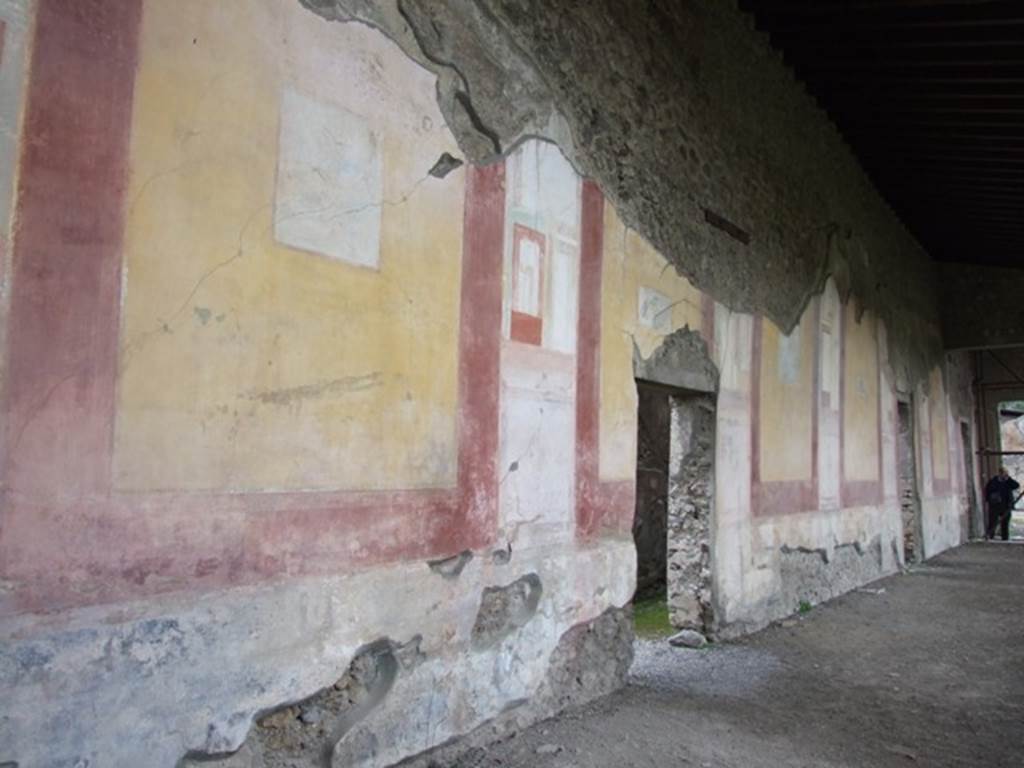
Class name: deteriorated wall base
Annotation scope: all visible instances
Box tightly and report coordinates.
[713,499,905,641]
[399,607,633,768]
[0,539,635,768]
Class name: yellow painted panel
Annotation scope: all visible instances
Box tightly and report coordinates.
[759,311,815,483]
[114,0,463,491]
[930,367,950,480]
[842,304,880,482]
[598,205,707,482]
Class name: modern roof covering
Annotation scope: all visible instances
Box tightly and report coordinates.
[739,0,1024,267]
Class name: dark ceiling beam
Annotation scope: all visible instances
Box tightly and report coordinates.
[862,153,1024,166]
[858,154,1024,167]
[834,115,1024,127]
[892,202,1024,214]
[772,28,1024,46]
[739,0,1020,10]
[856,142,1024,155]
[889,199,1024,212]
[749,3,1024,30]
[777,45,1024,64]
[800,63,1024,79]
[870,176,1024,191]
[817,97,1024,113]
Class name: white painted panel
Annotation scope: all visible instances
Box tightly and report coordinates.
[498,345,576,547]
[513,238,542,315]
[548,238,579,353]
[777,324,802,385]
[512,141,540,213]
[537,143,580,240]
[274,88,382,268]
[638,286,672,333]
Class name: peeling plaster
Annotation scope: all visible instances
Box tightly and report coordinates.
[299,0,945,385]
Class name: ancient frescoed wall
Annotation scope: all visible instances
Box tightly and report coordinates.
[0,3,634,766]
[0,0,977,765]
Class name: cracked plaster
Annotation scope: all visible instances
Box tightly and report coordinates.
[300,0,945,385]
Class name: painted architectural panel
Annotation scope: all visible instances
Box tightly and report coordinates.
[113,0,464,492]
[817,280,842,509]
[503,140,580,353]
[510,224,545,345]
[274,87,382,268]
[929,366,951,483]
[638,286,673,333]
[758,313,815,483]
[598,204,707,482]
[842,304,881,483]
[499,140,582,546]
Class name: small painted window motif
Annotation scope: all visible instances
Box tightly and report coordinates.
[511,224,545,346]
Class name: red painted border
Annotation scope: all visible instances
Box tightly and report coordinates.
[456,163,505,546]
[839,303,884,507]
[750,305,820,517]
[3,0,142,497]
[0,2,507,614]
[575,181,633,537]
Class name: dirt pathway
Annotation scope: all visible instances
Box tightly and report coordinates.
[444,543,1024,768]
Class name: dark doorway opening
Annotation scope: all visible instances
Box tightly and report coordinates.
[896,400,922,563]
[633,380,716,637]
[634,381,670,602]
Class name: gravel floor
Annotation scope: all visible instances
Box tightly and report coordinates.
[446,543,1024,768]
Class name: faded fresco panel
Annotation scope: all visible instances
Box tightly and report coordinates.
[930,366,950,482]
[599,205,706,482]
[499,140,580,545]
[274,88,382,268]
[114,0,463,492]
[759,311,815,483]
[503,141,580,352]
[843,304,880,482]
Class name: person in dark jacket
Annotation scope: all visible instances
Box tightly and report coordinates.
[985,466,1020,541]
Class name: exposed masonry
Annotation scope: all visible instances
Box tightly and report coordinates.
[176,605,632,768]
[180,636,423,768]
[471,574,543,650]
[668,394,716,634]
[633,328,720,397]
[778,534,888,616]
[897,403,921,563]
[300,0,944,385]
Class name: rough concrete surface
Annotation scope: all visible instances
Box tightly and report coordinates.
[437,544,1024,768]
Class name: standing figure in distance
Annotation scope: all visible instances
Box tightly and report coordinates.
[985,466,1020,541]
